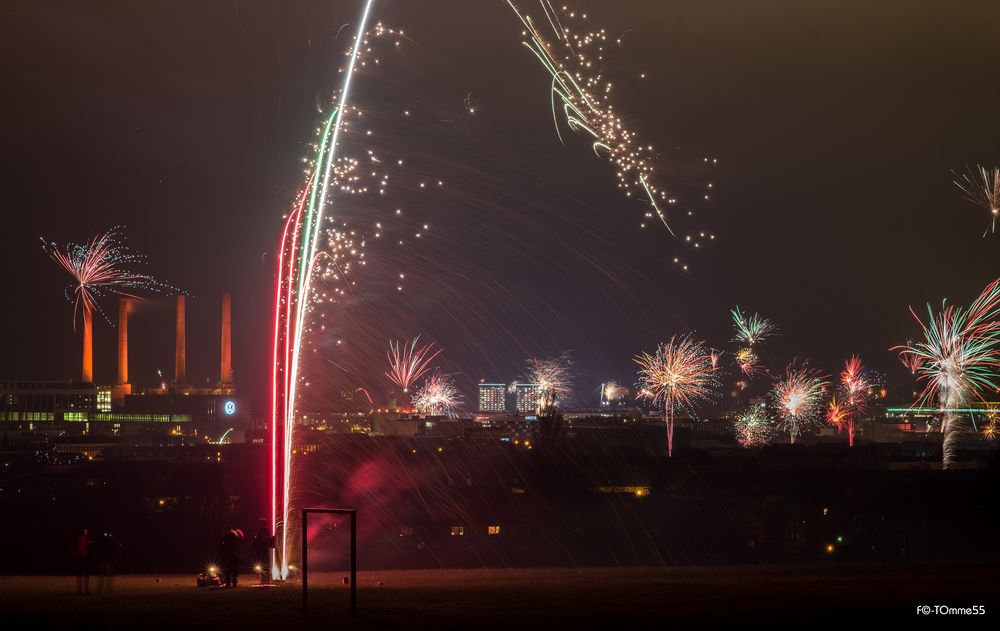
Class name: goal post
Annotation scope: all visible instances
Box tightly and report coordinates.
[301,508,356,615]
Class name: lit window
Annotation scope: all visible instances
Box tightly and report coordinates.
[488,525,501,536]
[450,526,464,536]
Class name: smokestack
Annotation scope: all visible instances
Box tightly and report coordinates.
[220,293,233,387]
[82,306,93,383]
[174,295,186,384]
[112,298,132,407]
[117,298,128,385]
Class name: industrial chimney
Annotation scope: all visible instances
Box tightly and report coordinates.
[81,306,93,383]
[174,294,186,385]
[118,298,129,385]
[112,298,132,407]
[220,293,233,388]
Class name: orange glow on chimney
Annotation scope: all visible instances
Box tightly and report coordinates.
[220,293,233,386]
[82,305,93,383]
[117,298,129,385]
[175,295,186,384]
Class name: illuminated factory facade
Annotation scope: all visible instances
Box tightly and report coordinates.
[0,294,241,440]
[477,383,506,413]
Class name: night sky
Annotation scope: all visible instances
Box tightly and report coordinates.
[3,1,999,410]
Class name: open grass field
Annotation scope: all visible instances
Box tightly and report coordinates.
[1,565,996,628]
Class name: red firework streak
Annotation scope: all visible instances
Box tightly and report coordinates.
[270,183,308,578]
[267,0,375,579]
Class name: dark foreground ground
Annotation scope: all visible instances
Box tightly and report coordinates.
[1,565,996,629]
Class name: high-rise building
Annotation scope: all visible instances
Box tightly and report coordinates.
[478,383,506,413]
[514,383,540,415]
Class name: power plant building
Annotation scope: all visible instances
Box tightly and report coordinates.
[1,293,241,440]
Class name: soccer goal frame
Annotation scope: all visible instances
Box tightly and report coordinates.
[301,507,356,615]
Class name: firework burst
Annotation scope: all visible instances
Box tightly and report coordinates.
[600,380,626,405]
[954,165,1000,236]
[731,307,776,378]
[635,334,716,457]
[771,361,829,444]
[894,278,1000,468]
[731,306,778,347]
[385,337,443,393]
[826,397,848,431]
[412,372,462,417]
[735,347,762,378]
[829,355,869,446]
[982,406,999,442]
[710,349,723,371]
[898,343,923,375]
[525,354,573,411]
[42,227,175,383]
[41,227,172,327]
[734,404,773,448]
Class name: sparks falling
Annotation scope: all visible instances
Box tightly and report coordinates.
[954,165,1000,236]
[507,0,715,269]
[635,334,716,457]
[893,278,1000,468]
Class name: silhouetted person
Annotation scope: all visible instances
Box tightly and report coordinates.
[253,518,275,584]
[218,526,244,587]
[94,531,118,593]
[71,528,92,595]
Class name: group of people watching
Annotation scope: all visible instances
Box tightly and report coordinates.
[216,518,275,588]
[71,528,118,595]
[72,518,274,593]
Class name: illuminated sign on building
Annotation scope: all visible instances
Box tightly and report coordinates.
[223,400,236,416]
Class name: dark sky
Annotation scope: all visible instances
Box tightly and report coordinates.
[2,1,999,410]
